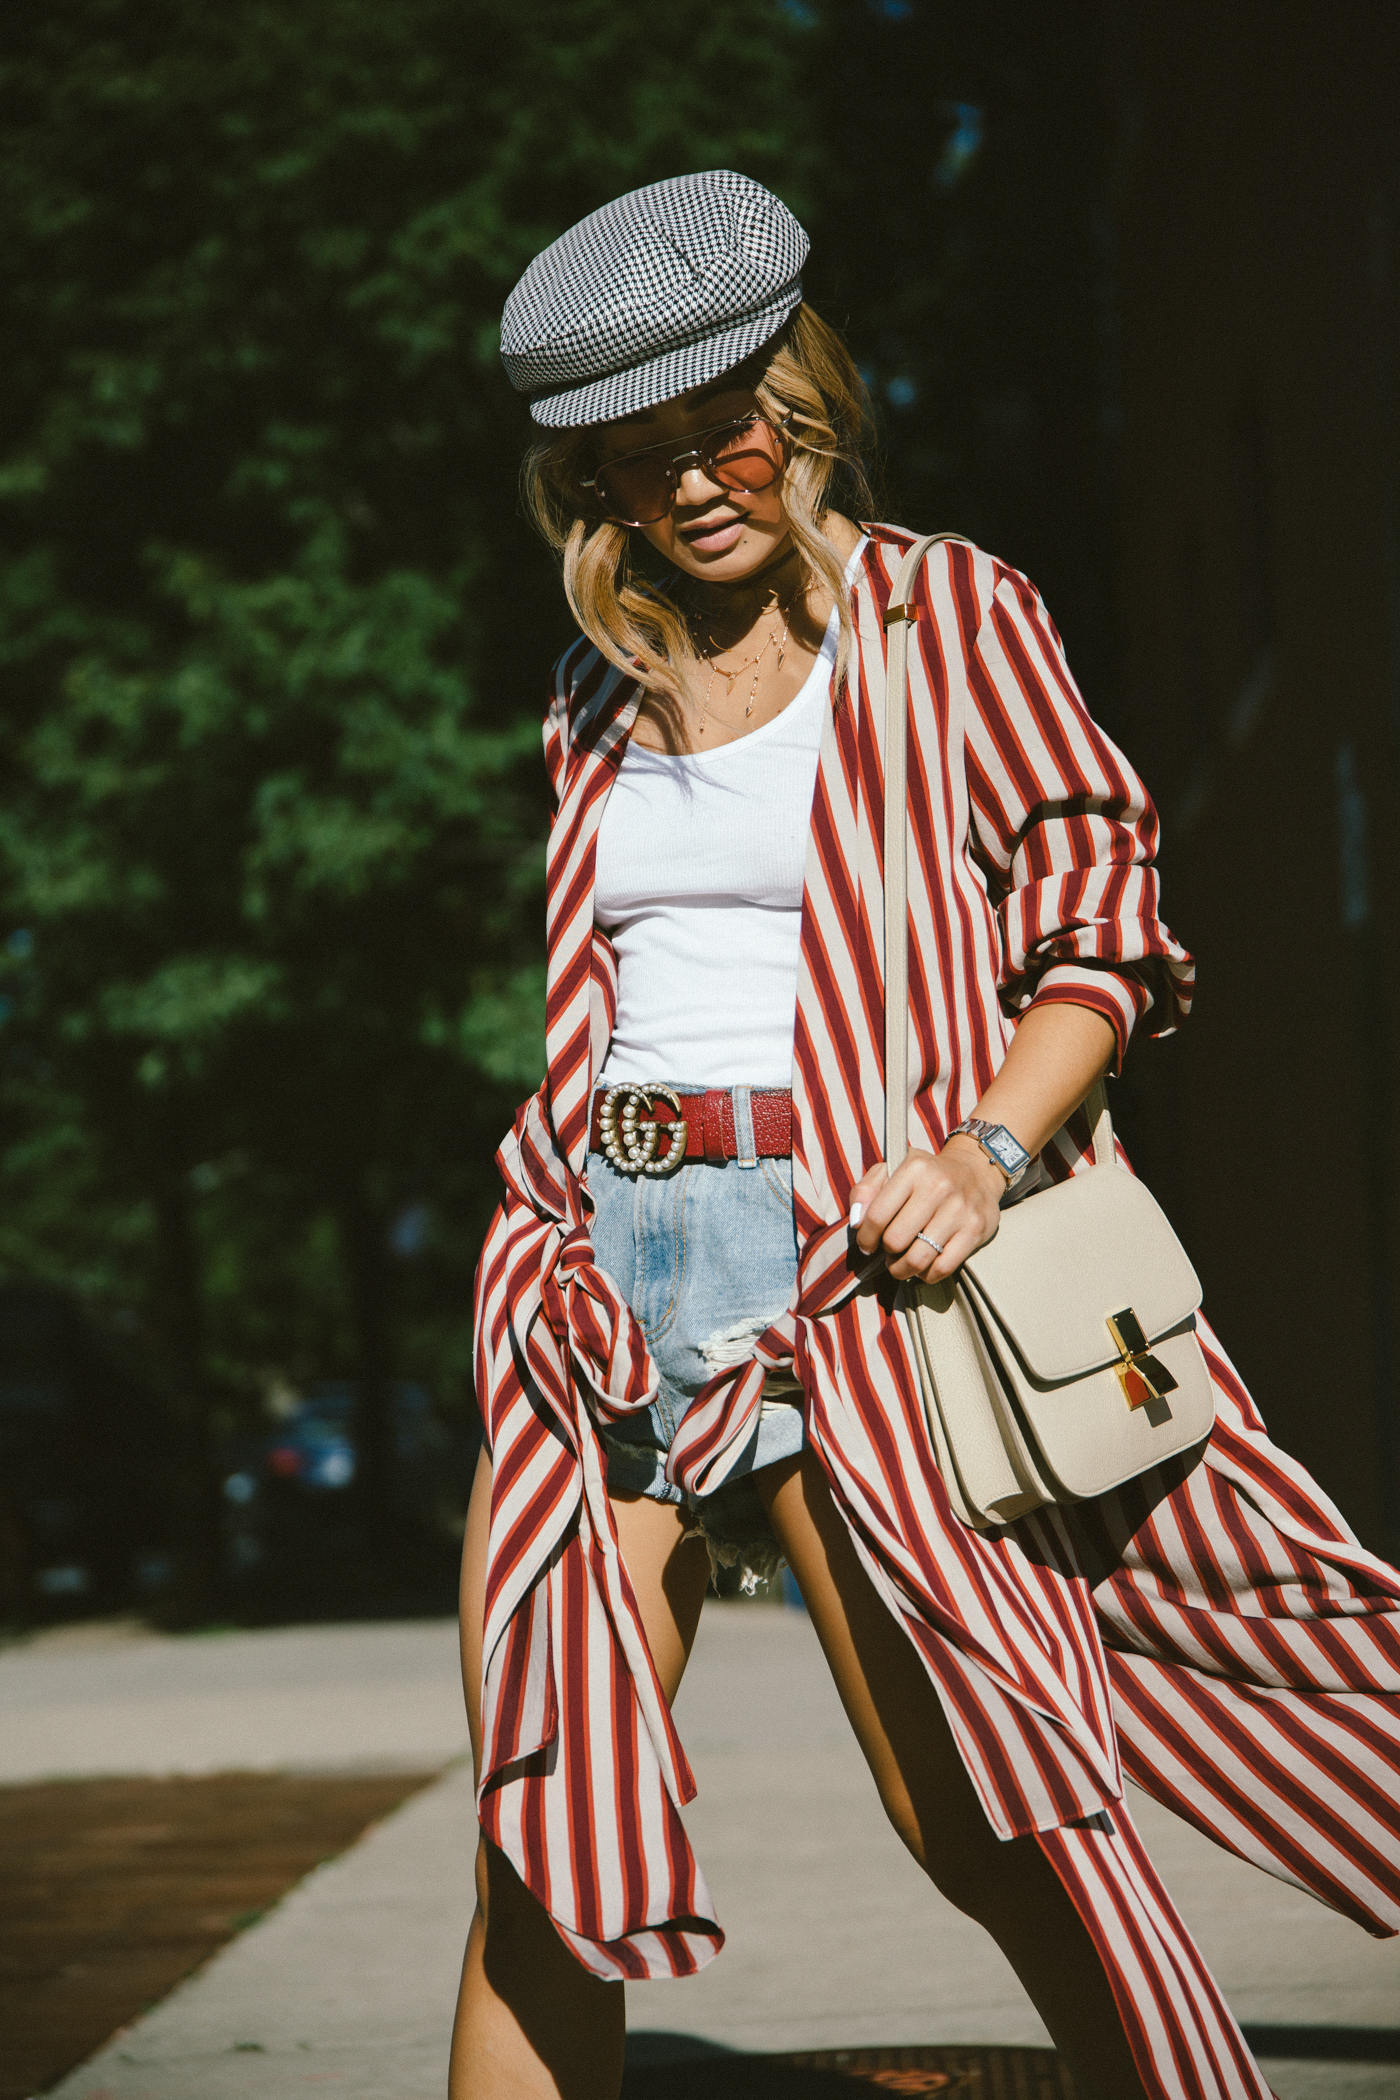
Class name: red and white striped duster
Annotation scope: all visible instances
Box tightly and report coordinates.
[473,529,1400,2097]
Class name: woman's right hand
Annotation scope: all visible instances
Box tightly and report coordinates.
[848,1136,1005,1285]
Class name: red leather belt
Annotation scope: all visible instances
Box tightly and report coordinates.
[589,1083,791,1174]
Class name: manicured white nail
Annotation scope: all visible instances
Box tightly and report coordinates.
[848,1202,864,1227]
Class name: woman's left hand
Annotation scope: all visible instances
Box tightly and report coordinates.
[848,1137,1006,1282]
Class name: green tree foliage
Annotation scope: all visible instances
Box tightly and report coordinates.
[0,0,812,1568]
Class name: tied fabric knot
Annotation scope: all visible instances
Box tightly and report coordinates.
[499,1093,662,1430]
[668,1217,877,1497]
[550,1217,661,1423]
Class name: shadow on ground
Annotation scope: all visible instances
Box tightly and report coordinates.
[621,2040,1074,2096]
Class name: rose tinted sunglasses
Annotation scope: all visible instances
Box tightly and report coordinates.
[582,413,790,527]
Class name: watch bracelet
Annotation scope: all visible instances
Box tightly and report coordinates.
[949,1118,1028,1186]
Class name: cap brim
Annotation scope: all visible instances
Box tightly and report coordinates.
[526,293,801,429]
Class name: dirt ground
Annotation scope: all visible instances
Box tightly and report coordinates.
[0,1767,439,2100]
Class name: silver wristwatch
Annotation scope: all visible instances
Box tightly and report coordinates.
[950,1117,1033,1191]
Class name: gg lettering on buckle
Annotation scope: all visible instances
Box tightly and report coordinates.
[1106,1308,1179,1411]
[598,1083,689,1178]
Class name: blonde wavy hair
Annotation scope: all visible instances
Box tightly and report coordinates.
[521,304,876,706]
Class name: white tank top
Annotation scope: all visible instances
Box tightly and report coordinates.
[594,597,843,1088]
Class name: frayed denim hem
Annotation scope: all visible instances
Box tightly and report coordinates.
[597,1396,803,1595]
[684,1519,787,1595]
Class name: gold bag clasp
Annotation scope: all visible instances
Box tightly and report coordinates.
[1107,1307,1179,1411]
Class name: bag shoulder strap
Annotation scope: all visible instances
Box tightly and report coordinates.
[881,533,1113,1173]
[883,532,961,1173]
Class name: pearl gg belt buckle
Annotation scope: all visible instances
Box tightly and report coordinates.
[598,1083,689,1177]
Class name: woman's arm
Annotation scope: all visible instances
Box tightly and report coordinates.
[849,1000,1116,1283]
[851,548,1187,1283]
[962,555,1194,1069]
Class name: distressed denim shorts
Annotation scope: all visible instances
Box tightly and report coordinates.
[586,1084,804,1579]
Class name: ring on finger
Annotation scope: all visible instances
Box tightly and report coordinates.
[915,1230,946,1256]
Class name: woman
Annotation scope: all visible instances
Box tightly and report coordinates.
[453,171,1400,2100]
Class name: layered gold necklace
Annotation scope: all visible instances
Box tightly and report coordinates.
[689,574,802,728]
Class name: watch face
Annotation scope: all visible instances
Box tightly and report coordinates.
[985,1125,1029,1175]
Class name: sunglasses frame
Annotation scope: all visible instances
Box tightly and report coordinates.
[581,412,791,528]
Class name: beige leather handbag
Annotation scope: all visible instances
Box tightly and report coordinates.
[882,534,1215,1529]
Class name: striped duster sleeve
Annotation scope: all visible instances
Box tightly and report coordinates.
[961,558,1194,1065]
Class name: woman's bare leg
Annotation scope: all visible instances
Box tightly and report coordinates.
[449,1448,710,2100]
[761,1449,1149,2100]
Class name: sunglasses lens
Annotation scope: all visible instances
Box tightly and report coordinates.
[708,418,783,493]
[593,457,672,525]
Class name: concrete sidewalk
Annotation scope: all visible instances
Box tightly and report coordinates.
[0,1615,470,1782]
[8,1604,1396,2099]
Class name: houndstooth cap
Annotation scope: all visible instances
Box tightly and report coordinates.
[500,170,809,428]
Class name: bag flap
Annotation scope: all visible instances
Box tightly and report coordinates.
[960,1164,1201,1385]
